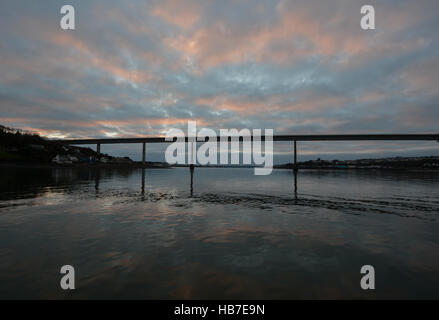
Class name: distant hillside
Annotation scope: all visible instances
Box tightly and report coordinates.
[0,125,102,163]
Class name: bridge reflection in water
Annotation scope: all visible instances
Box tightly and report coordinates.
[92,165,300,200]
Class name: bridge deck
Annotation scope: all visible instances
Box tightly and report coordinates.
[55,134,439,145]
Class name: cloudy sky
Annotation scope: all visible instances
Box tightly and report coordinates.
[0,0,438,162]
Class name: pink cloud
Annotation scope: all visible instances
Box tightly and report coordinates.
[152,0,202,30]
[162,5,372,71]
[50,32,152,84]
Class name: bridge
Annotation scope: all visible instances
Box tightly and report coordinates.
[55,134,439,168]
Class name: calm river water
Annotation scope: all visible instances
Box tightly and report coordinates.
[0,166,438,299]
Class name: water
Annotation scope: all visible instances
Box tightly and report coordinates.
[0,166,438,299]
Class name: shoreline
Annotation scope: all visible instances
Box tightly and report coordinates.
[0,162,172,169]
[0,162,438,172]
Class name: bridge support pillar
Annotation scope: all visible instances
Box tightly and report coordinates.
[190,164,194,197]
[97,143,101,154]
[142,142,146,165]
[293,140,298,172]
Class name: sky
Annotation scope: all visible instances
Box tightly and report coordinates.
[0,0,438,163]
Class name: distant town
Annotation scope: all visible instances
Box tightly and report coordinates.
[274,157,439,170]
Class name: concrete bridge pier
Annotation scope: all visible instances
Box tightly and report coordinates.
[293,140,298,172]
[96,143,101,155]
[142,142,146,165]
[190,164,194,197]
[94,169,100,191]
[141,168,145,195]
[293,169,298,197]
